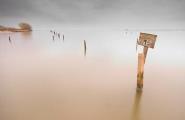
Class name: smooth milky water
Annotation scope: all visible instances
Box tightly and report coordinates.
[0,29,185,120]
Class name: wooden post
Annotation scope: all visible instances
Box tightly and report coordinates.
[143,46,148,63]
[137,53,145,89]
[52,35,54,41]
[8,36,12,44]
[136,33,157,89]
[84,40,87,56]
[63,35,64,42]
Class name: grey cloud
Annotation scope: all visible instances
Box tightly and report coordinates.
[0,0,185,26]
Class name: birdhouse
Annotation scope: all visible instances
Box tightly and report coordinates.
[137,32,157,48]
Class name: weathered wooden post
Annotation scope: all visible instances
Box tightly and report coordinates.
[63,35,65,42]
[52,35,54,41]
[8,36,11,41]
[84,40,87,56]
[8,36,12,44]
[137,53,145,89]
[136,32,157,89]
[143,46,148,63]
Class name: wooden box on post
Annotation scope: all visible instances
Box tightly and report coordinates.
[137,32,157,48]
[137,32,157,63]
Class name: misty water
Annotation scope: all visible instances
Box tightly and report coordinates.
[0,29,185,120]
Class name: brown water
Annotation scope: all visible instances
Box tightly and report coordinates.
[0,29,185,120]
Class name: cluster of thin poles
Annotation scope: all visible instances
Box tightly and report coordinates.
[50,30,64,42]
[50,30,87,56]
[6,30,89,57]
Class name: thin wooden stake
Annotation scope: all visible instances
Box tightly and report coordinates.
[9,36,11,40]
[84,40,87,56]
[63,35,64,42]
[52,36,54,41]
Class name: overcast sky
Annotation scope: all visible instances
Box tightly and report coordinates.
[0,0,185,28]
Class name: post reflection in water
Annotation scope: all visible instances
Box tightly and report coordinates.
[131,90,143,120]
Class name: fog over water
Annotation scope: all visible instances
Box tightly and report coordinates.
[0,29,185,120]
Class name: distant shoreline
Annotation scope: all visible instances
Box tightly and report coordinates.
[0,23,32,32]
[0,28,32,32]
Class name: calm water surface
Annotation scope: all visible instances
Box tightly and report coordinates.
[0,29,185,120]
